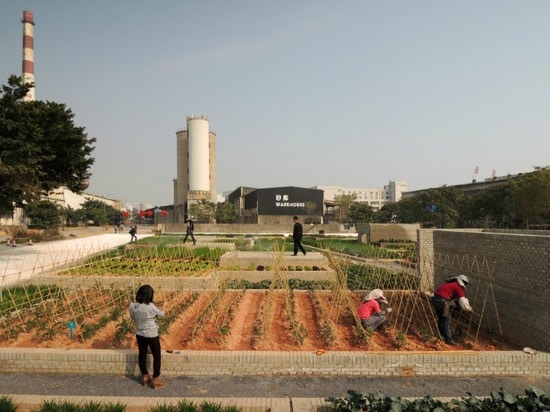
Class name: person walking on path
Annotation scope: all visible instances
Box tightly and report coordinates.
[129,225,138,243]
[357,289,392,330]
[129,285,166,389]
[182,215,196,245]
[292,216,306,256]
[432,275,473,345]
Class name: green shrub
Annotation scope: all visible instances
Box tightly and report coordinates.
[327,386,550,412]
[0,396,18,412]
[36,400,125,411]
[149,400,240,412]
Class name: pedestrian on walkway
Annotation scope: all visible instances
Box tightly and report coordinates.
[432,275,473,345]
[182,215,196,245]
[357,289,392,330]
[129,225,137,243]
[129,284,166,389]
[292,216,306,256]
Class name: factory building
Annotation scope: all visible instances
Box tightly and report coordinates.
[313,181,408,211]
[227,186,323,225]
[173,115,217,223]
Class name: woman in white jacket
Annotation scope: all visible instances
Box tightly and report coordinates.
[129,284,165,389]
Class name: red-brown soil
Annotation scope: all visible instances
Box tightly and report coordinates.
[0,290,513,352]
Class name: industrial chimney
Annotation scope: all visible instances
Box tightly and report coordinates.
[22,10,35,101]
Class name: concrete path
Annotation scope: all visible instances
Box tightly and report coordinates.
[0,230,154,287]
[1,374,549,412]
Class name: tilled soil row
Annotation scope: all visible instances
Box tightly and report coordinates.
[0,290,511,351]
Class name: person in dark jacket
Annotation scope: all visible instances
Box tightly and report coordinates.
[182,215,196,245]
[129,225,137,243]
[292,216,306,256]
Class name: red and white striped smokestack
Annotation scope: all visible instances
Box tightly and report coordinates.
[22,10,35,101]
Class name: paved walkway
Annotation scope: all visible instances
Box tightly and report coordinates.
[0,229,154,287]
[1,373,549,411]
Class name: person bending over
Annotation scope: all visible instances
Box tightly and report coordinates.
[358,288,392,330]
[432,275,473,345]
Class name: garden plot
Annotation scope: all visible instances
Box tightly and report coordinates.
[0,237,515,352]
[0,286,512,352]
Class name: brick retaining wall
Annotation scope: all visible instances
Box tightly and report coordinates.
[428,230,550,353]
[1,348,547,377]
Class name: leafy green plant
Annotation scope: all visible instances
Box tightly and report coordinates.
[36,400,125,411]
[343,264,419,290]
[149,399,240,411]
[113,318,134,345]
[58,238,225,277]
[0,396,17,412]
[327,387,550,412]
[395,331,407,349]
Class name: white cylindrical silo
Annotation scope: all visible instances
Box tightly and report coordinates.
[187,115,210,191]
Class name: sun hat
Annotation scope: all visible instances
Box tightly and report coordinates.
[363,288,388,304]
[446,275,471,287]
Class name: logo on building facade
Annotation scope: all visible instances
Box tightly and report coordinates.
[275,194,305,208]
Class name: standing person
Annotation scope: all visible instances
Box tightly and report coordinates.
[182,215,196,245]
[357,289,392,330]
[129,285,166,389]
[129,225,137,243]
[432,275,473,345]
[292,216,306,256]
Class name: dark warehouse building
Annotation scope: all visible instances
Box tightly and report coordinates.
[228,186,323,224]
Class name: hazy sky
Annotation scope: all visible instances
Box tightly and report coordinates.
[1,1,549,207]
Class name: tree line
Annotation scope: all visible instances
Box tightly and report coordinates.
[338,167,549,229]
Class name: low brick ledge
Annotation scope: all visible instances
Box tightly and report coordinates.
[1,348,547,377]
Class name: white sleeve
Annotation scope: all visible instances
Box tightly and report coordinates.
[458,297,473,312]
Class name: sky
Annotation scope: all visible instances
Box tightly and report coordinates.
[1,1,549,207]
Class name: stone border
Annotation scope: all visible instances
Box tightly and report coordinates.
[27,270,337,290]
[1,348,547,377]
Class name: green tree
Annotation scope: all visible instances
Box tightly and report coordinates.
[462,183,512,228]
[508,167,550,228]
[215,201,237,223]
[349,202,375,223]
[63,205,86,227]
[189,199,216,223]
[80,200,121,226]
[374,203,400,223]
[333,194,357,223]
[394,187,462,228]
[303,201,321,224]
[0,75,95,214]
[24,200,62,229]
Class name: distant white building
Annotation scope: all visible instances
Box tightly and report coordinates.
[46,187,121,211]
[313,181,407,211]
[0,187,123,227]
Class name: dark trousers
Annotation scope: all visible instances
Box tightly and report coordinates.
[293,237,306,255]
[432,295,452,342]
[136,334,162,378]
[183,231,196,244]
